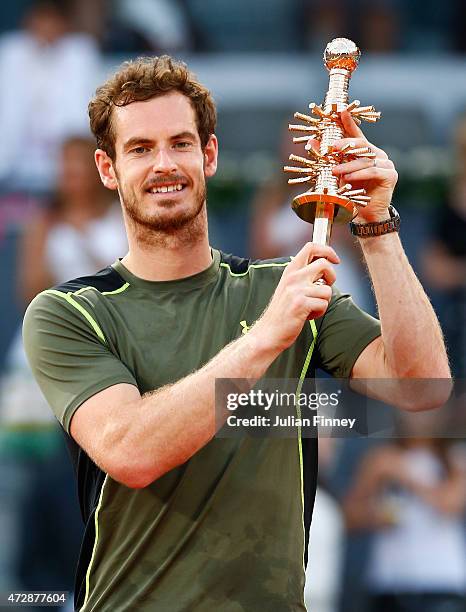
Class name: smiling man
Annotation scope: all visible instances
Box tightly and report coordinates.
[106,93,214,240]
[23,56,450,611]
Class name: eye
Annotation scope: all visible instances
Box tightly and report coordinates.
[173,141,192,149]
[131,146,149,154]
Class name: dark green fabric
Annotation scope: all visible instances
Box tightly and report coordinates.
[23,249,381,611]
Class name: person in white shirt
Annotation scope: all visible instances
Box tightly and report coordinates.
[0,1,100,193]
[344,435,466,612]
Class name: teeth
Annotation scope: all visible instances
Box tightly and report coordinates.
[149,183,184,194]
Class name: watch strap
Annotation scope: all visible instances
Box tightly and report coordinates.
[350,204,400,237]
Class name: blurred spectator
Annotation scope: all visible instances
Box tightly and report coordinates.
[0,0,99,195]
[303,0,455,53]
[422,114,466,377]
[72,0,195,54]
[18,136,127,303]
[300,0,349,53]
[358,0,399,52]
[343,432,466,612]
[114,0,194,53]
[0,135,127,596]
[301,0,399,53]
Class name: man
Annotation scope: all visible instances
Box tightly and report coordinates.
[23,56,450,611]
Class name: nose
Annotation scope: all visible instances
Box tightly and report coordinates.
[152,148,177,174]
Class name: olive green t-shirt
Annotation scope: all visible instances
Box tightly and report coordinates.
[23,249,380,612]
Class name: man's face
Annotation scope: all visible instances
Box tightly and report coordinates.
[96,92,217,235]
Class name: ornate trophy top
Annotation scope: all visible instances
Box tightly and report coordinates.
[284,38,381,245]
[324,38,360,73]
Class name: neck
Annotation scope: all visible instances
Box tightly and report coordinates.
[121,208,212,281]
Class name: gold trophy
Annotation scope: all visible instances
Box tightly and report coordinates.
[284,38,381,246]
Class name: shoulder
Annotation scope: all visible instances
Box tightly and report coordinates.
[23,265,128,341]
[26,264,128,310]
[218,251,290,278]
[52,265,127,295]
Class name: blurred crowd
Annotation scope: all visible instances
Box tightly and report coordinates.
[0,1,464,611]
[1,0,466,54]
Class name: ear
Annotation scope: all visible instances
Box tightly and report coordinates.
[95,149,118,190]
[203,134,218,178]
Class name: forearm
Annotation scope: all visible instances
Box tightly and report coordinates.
[359,232,450,378]
[111,328,280,487]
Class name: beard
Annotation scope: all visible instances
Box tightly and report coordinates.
[118,175,207,247]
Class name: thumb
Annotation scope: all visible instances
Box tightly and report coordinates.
[289,242,340,270]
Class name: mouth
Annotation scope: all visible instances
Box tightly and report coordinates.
[146,182,187,195]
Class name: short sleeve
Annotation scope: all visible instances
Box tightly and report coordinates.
[315,286,381,378]
[23,290,138,433]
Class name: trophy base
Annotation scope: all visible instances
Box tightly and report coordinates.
[292,192,355,225]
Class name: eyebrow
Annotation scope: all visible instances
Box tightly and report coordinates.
[171,131,197,141]
[122,137,154,151]
[122,131,198,151]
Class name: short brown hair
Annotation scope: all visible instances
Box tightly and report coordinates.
[88,56,217,160]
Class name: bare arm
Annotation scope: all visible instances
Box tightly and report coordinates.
[71,335,276,489]
[350,233,452,410]
[71,242,339,488]
[329,112,451,409]
[354,233,450,380]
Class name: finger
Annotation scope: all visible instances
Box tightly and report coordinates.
[305,297,331,320]
[306,258,337,285]
[332,138,388,160]
[294,256,336,284]
[332,157,392,175]
[304,282,332,301]
[289,243,340,270]
[342,167,396,183]
[333,137,367,150]
[340,109,365,139]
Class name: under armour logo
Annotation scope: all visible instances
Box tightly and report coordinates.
[240,320,251,335]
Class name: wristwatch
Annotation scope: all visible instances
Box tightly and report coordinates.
[350,204,400,237]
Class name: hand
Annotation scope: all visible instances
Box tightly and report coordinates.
[331,110,398,223]
[251,242,339,352]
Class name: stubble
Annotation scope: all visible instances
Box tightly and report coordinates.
[119,178,208,249]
